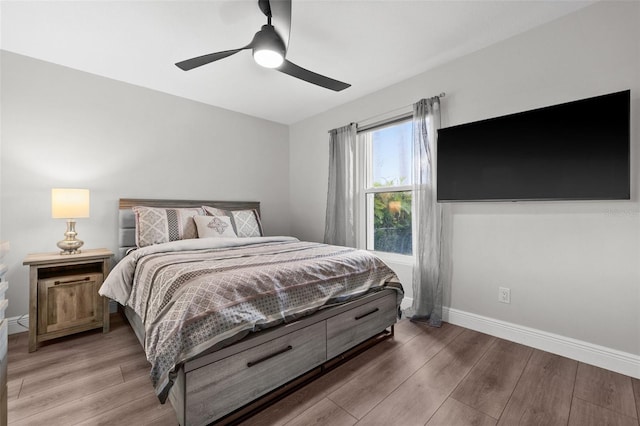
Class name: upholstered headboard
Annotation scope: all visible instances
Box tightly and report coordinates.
[117,198,261,261]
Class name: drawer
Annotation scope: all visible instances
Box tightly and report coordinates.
[185,321,326,426]
[37,273,103,335]
[326,291,397,359]
[0,299,6,321]
[0,281,7,322]
[0,319,7,364]
[0,281,7,301]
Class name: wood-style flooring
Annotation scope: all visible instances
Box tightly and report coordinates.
[6,313,640,425]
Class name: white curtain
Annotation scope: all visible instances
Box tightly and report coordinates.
[324,123,358,247]
[407,97,450,327]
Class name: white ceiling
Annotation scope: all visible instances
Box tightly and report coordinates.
[1,1,593,125]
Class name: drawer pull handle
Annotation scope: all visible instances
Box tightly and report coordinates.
[54,277,91,286]
[247,345,293,368]
[355,307,379,321]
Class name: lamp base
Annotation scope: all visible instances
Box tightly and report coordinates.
[57,239,84,255]
[57,219,84,255]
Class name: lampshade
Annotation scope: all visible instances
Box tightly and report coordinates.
[51,188,90,219]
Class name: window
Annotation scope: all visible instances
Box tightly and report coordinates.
[359,118,413,256]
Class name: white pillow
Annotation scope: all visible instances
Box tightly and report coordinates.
[193,215,238,238]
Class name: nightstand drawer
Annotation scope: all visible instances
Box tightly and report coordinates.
[37,272,103,335]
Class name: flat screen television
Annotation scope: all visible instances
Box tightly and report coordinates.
[437,90,630,202]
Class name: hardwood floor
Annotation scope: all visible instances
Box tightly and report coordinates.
[6,313,640,425]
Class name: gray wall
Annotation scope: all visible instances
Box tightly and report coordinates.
[289,1,640,356]
[1,51,290,319]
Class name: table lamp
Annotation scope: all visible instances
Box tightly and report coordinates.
[51,188,90,255]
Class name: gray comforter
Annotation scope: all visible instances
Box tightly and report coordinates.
[100,237,403,402]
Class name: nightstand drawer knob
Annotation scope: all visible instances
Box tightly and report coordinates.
[54,276,91,286]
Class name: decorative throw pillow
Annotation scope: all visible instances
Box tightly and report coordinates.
[132,206,204,247]
[202,206,264,238]
[201,206,227,218]
[193,215,237,238]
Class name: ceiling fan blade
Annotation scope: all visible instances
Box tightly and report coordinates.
[269,0,291,51]
[175,46,249,71]
[277,60,351,92]
[258,0,271,17]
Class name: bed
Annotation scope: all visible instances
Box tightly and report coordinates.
[100,199,403,425]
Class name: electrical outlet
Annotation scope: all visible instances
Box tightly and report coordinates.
[498,287,511,304]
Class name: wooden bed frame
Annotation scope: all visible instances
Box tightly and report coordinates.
[116,199,399,425]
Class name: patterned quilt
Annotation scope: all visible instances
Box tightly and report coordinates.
[100,237,403,402]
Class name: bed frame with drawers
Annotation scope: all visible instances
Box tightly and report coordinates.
[117,199,399,426]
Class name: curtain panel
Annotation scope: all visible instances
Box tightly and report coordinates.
[407,96,451,327]
[324,123,358,247]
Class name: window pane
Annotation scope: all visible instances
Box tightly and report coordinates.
[371,120,413,187]
[367,191,412,255]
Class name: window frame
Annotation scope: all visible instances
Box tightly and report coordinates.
[356,114,415,259]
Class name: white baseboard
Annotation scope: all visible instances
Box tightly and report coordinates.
[443,307,640,380]
[400,296,413,311]
[7,315,29,335]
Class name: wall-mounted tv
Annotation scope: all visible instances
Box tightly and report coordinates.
[437,90,630,202]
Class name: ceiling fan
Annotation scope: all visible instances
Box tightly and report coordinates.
[175,0,351,92]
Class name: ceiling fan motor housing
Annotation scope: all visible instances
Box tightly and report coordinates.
[252,24,287,67]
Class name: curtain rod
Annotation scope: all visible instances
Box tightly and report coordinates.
[382,92,446,115]
[328,92,446,134]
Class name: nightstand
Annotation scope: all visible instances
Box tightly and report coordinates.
[23,248,113,352]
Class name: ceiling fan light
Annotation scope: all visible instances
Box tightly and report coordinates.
[253,49,284,68]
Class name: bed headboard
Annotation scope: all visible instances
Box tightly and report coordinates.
[117,198,261,261]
